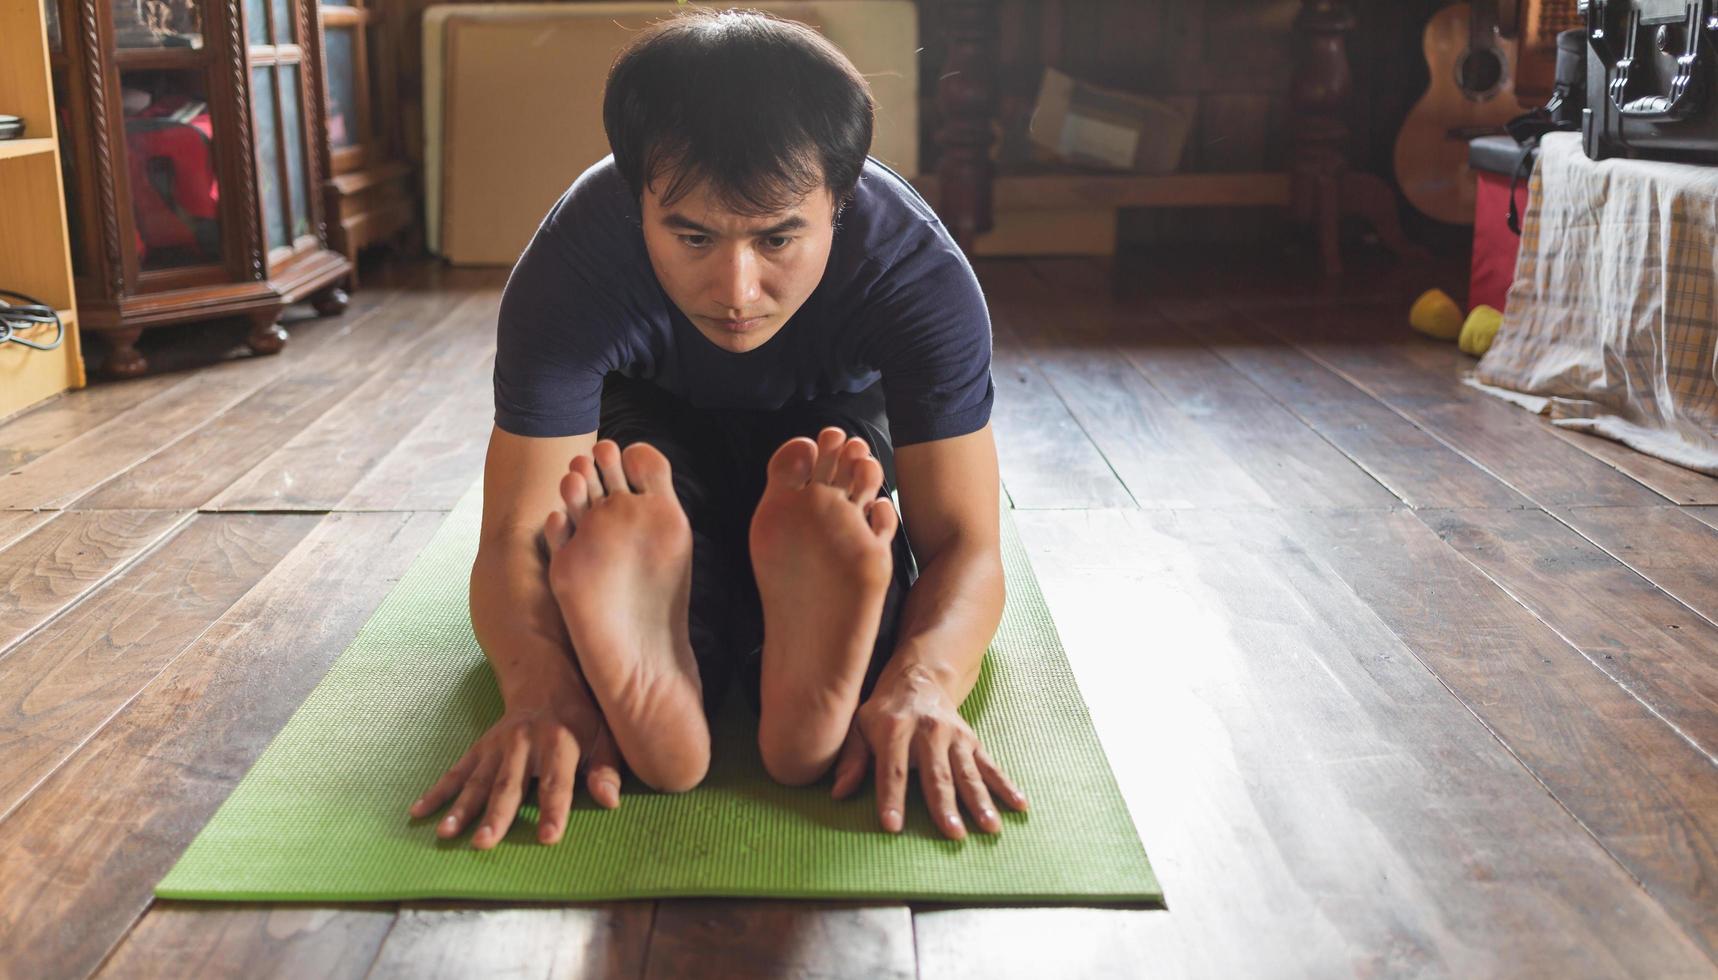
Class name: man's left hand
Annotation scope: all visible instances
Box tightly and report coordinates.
[830,666,1029,839]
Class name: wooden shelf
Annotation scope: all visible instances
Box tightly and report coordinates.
[912,171,1294,212]
[0,138,57,162]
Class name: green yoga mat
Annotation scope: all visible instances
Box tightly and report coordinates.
[155,482,1160,905]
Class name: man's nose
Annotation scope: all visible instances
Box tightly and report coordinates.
[711,245,762,313]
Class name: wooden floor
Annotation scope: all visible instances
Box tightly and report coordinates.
[3,252,1717,979]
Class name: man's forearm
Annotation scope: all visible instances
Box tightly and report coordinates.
[873,536,1005,704]
[470,529,587,705]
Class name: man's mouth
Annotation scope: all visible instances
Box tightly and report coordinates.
[710,316,764,332]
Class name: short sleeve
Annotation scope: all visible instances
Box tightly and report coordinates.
[492,200,623,438]
[864,231,995,446]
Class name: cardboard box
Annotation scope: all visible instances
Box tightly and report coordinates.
[1027,66,1191,174]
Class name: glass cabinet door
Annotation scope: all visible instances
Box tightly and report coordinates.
[111,0,205,49]
[248,0,317,258]
[121,68,225,271]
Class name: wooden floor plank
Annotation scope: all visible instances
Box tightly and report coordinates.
[0,509,54,553]
[333,350,496,512]
[1262,303,1667,510]
[976,259,1135,512]
[914,508,1712,978]
[643,900,913,980]
[0,509,443,980]
[1547,427,1718,505]
[0,509,193,656]
[92,902,398,980]
[1423,506,1718,759]
[1155,303,1528,511]
[0,513,318,822]
[363,904,651,980]
[987,273,1276,512]
[987,322,1135,511]
[1027,259,1400,512]
[208,292,500,512]
[0,374,185,470]
[1290,506,1718,963]
[1689,506,1718,534]
[72,283,484,512]
[0,303,402,512]
[1559,505,1718,630]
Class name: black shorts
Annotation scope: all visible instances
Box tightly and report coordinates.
[595,373,919,719]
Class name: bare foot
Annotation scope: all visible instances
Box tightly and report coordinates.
[543,440,709,793]
[749,427,900,785]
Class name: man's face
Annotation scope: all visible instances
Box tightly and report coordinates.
[640,173,836,354]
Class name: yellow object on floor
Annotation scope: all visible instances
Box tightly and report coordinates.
[1408,289,1464,340]
[1459,305,1503,357]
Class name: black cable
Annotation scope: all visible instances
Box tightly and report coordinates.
[0,288,65,351]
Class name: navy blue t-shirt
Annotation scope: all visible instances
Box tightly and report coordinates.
[492,155,994,447]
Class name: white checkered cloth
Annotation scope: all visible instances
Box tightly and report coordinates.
[1474,132,1718,475]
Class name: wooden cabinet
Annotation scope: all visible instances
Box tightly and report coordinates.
[317,0,412,281]
[1,0,86,418]
[46,0,351,378]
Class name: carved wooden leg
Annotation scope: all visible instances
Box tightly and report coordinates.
[312,285,351,317]
[935,0,999,255]
[1292,0,1424,276]
[245,309,290,356]
[100,326,148,379]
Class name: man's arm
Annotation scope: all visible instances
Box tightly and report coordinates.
[411,424,627,851]
[471,425,599,705]
[872,422,1005,704]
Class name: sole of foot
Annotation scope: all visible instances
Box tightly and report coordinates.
[749,427,900,785]
[544,439,710,793]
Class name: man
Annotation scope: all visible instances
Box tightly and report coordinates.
[408,8,1027,849]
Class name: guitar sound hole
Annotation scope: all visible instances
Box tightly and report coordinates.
[1457,48,1505,99]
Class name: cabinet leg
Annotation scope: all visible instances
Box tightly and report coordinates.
[101,327,149,379]
[246,311,290,356]
[312,286,351,317]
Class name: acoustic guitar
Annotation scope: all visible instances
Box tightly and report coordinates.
[1394,1,1526,225]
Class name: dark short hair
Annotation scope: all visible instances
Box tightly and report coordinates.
[602,8,876,217]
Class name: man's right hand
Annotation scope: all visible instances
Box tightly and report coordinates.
[407,680,624,848]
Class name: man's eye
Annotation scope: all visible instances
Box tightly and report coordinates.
[679,235,710,248]
[763,236,793,250]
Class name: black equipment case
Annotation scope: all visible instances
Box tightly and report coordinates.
[1582,0,1718,161]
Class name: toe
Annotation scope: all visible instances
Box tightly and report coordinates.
[847,456,885,505]
[561,470,592,522]
[592,440,630,494]
[766,437,818,489]
[571,455,605,501]
[621,442,674,495]
[832,438,870,492]
[811,428,847,484]
[866,497,899,541]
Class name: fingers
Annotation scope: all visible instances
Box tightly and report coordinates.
[810,427,847,484]
[953,744,1001,834]
[472,727,533,849]
[915,733,966,841]
[585,723,623,810]
[410,749,479,820]
[975,745,1029,812]
[830,721,870,800]
[591,439,630,496]
[535,725,579,845]
[875,722,914,833]
[437,753,500,840]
